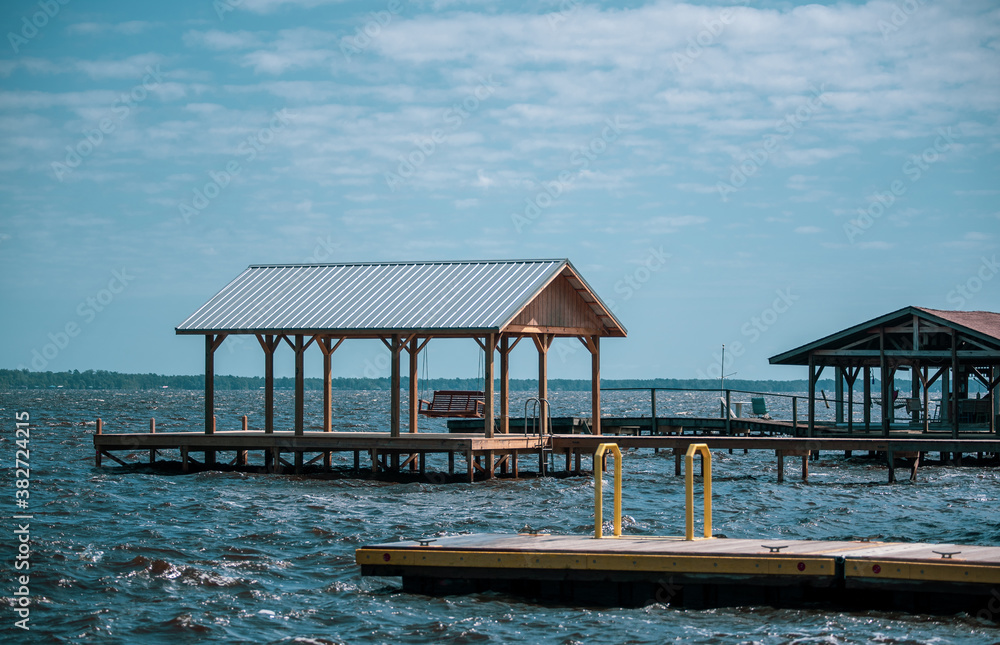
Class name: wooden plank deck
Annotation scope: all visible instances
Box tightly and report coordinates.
[94,425,1000,482]
[93,430,547,480]
[357,533,1000,612]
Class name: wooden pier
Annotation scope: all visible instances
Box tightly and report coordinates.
[93,415,1000,483]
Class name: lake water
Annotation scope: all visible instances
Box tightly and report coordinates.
[2,388,998,644]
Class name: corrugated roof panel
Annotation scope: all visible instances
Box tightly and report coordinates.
[175,259,626,335]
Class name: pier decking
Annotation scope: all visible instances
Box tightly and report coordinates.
[356,533,1000,612]
[93,416,1000,483]
[356,442,1000,615]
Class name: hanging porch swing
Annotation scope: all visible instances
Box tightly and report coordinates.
[416,341,486,418]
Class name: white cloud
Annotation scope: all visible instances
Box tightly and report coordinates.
[67,21,155,35]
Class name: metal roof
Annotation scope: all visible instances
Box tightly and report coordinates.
[769,305,1000,365]
[176,259,626,336]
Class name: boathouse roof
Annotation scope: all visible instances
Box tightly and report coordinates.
[176,259,626,337]
[769,306,1000,366]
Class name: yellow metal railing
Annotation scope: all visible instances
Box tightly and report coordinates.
[685,443,713,540]
[594,443,622,538]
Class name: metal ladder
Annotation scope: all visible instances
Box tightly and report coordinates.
[524,397,553,476]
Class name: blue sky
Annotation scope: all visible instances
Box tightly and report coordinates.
[1,0,997,382]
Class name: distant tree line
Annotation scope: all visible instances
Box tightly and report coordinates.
[0,368,881,393]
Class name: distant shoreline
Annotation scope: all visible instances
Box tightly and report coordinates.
[0,368,935,393]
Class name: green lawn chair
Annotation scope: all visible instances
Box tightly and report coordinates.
[750,397,770,419]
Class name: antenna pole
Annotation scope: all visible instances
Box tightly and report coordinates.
[721,344,725,394]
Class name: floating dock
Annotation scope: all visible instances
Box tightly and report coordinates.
[357,444,1000,616]
[357,533,1000,612]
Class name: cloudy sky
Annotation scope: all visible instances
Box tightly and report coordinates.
[1,0,997,382]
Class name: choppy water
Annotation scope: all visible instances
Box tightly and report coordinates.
[2,388,998,644]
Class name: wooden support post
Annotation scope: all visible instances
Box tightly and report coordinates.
[951,328,959,439]
[353,450,360,472]
[845,367,859,435]
[802,455,809,482]
[887,449,896,483]
[294,334,305,437]
[864,366,872,433]
[675,451,682,476]
[777,451,784,483]
[181,446,189,473]
[295,451,303,474]
[205,334,222,435]
[149,418,156,464]
[880,327,891,437]
[807,353,816,438]
[206,416,217,466]
[534,334,553,436]
[256,335,278,434]
[792,397,798,436]
[500,336,510,434]
[909,452,920,482]
[467,450,474,483]
[574,449,581,475]
[591,336,602,436]
[484,333,497,439]
[370,448,378,475]
[388,335,402,439]
[319,337,343,433]
[271,447,281,474]
[448,451,455,474]
[408,337,419,435]
[95,418,103,467]
[650,387,657,437]
[486,450,495,479]
[835,366,844,424]
[725,389,732,435]
[994,366,999,437]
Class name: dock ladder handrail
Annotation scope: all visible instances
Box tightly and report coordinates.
[523,397,552,449]
[685,443,713,540]
[593,443,622,538]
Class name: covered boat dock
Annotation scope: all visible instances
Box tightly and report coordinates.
[96,259,626,477]
[769,306,1000,438]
